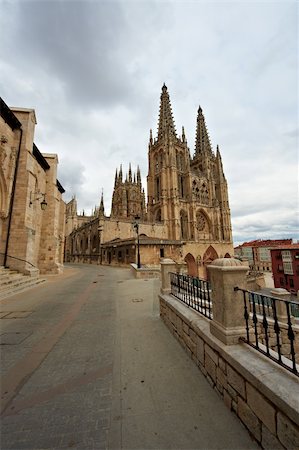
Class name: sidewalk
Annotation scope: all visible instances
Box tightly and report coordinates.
[0,264,259,449]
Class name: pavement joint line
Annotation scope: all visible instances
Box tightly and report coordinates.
[0,281,98,416]
[3,364,113,417]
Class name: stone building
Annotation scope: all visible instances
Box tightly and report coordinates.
[66,85,233,278]
[234,239,293,273]
[0,98,65,275]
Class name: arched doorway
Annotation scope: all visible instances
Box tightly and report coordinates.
[202,245,218,279]
[184,253,197,277]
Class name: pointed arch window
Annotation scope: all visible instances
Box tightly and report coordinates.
[178,175,185,198]
[155,177,160,201]
[156,208,162,222]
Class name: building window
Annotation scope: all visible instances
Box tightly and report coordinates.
[178,175,184,198]
[160,248,164,258]
[282,251,294,275]
[156,177,160,200]
[290,278,294,288]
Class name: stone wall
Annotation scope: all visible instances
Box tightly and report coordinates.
[255,317,299,364]
[160,294,299,449]
[0,103,65,275]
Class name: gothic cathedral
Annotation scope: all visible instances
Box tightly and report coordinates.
[65,85,233,277]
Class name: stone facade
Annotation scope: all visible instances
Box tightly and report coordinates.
[65,85,233,276]
[0,98,65,275]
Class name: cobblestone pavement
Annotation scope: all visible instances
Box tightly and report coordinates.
[0,264,259,450]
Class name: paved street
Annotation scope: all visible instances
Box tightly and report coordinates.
[0,264,259,449]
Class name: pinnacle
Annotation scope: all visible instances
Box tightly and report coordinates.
[157,84,177,140]
[194,106,212,156]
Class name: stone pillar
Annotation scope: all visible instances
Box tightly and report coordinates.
[274,298,289,323]
[208,258,249,345]
[160,258,176,294]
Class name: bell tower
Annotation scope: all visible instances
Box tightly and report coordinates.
[147,84,192,240]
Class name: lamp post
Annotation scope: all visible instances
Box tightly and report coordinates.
[133,215,141,269]
[98,225,103,265]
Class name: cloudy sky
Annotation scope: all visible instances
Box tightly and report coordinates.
[0,0,298,245]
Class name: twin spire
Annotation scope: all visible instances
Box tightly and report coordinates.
[114,164,141,186]
[194,105,213,156]
[155,83,216,157]
[157,83,177,140]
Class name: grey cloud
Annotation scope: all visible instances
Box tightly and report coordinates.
[10,1,133,108]
[0,1,297,246]
[58,158,86,200]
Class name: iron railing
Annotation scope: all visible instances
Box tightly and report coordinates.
[0,253,37,269]
[234,287,298,377]
[170,272,212,319]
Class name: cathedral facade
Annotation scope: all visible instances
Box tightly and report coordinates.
[65,85,233,278]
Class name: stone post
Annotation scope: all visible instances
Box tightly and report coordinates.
[208,258,249,345]
[160,258,177,294]
[274,298,289,323]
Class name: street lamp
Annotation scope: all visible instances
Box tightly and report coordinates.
[29,191,47,210]
[98,225,103,265]
[133,215,141,269]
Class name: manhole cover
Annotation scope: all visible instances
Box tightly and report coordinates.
[132,298,144,303]
[0,332,32,345]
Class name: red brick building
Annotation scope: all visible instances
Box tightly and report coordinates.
[271,244,299,294]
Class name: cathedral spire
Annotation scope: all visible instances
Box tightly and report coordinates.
[129,163,132,182]
[114,168,118,187]
[119,164,123,182]
[216,145,225,179]
[149,129,153,146]
[99,190,105,215]
[195,106,212,156]
[137,165,141,185]
[157,83,177,140]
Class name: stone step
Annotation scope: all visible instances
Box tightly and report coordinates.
[0,267,46,300]
[0,269,18,276]
[0,273,25,285]
[0,277,46,300]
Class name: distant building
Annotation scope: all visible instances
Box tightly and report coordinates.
[0,98,65,275]
[65,84,233,278]
[271,244,299,294]
[234,239,292,272]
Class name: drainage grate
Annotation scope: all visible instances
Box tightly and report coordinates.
[0,332,32,345]
[132,298,144,303]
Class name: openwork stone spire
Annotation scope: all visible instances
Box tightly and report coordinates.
[99,190,105,215]
[195,106,212,155]
[157,83,177,140]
